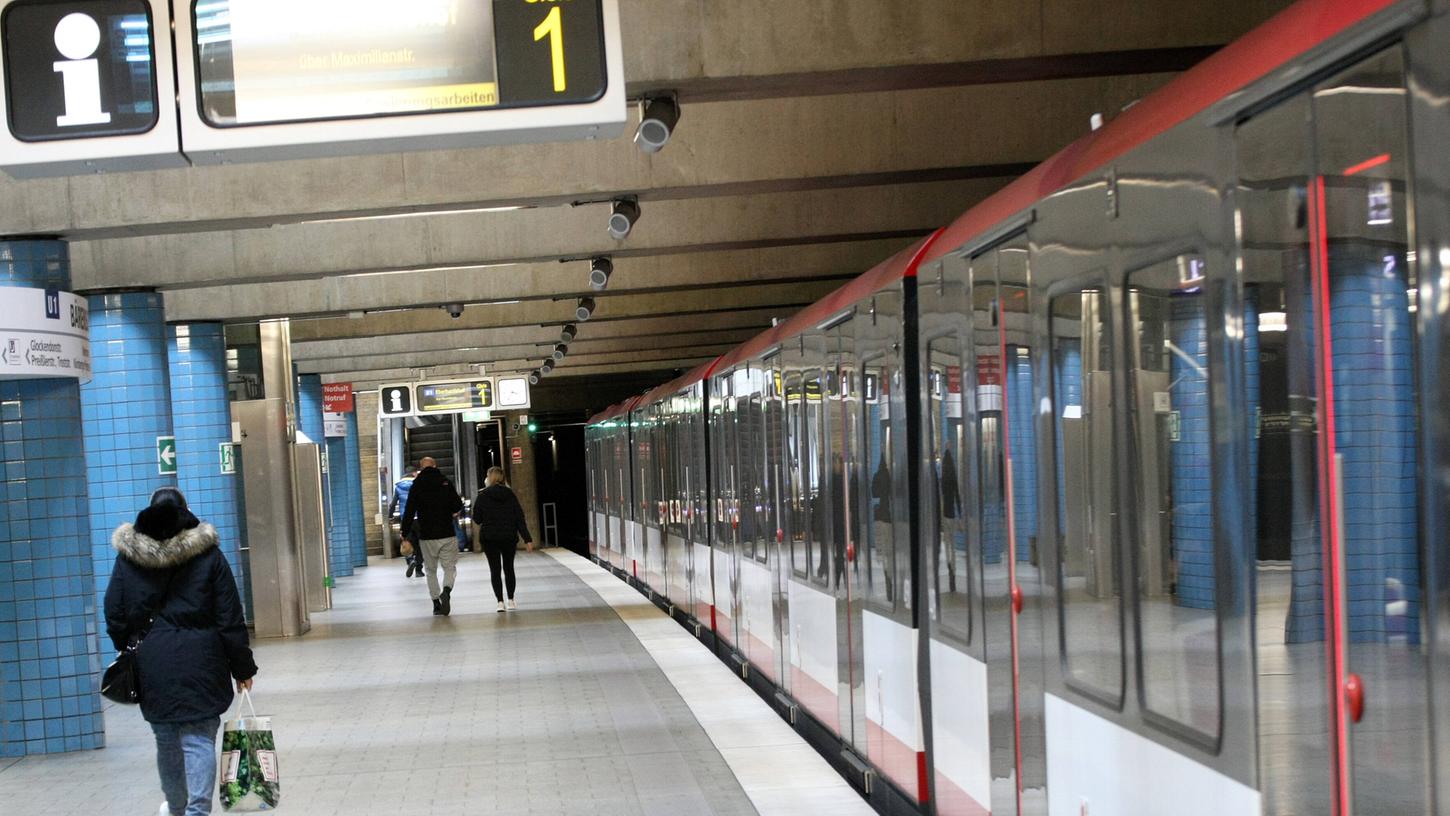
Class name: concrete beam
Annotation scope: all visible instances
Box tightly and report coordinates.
[290,308,783,363]
[287,280,837,343]
[331,355,719,391]
[164,238,908,322]
[36,74,1171,241]
[80,174,987,291]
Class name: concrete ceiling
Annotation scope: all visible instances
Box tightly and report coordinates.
[3,0,1295,417]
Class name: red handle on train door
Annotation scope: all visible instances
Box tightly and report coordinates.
[1011,584,1023,615]
[1345,673,1365,723]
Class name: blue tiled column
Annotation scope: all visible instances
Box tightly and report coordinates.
[81,292,176,629]
[344,412,368,569]
[167,324,246,608]
[0,240,106,757]
[1170,296,1213,609]
[325,435,353,579]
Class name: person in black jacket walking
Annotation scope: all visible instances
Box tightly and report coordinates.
[105,487,256,816]
[473,466,534,612]
[401,457,464,615]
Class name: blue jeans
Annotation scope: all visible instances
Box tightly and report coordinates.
[152,717,220,816]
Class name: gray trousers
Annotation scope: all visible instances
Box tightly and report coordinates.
[419,537,458,600]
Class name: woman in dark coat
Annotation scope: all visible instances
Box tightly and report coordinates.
[104,487,257,816]
[473,466,534,612]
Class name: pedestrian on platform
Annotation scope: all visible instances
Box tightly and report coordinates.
[388,467,424,578]
[473,466,534,612]
[105,487,257,816]
[401,457,464,615]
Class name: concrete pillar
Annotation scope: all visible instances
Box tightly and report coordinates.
[167,323,247,611]
[81,291,176,628]
[356,392,384,557]
[503,415,542,547]
[0,240,106,757]
[294,373,334,577]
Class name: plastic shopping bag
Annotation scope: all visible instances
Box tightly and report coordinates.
[219,690,280,811]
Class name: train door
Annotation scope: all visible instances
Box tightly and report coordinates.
[765,357,791,689]
[970,235,1048,815]
[1237,45,1432,816]
[741,371,778,681]
[830,318,870,763]
[691,389,713,626]
[711,374,742,650]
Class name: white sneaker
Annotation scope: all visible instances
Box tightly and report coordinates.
[496,601,506,612]
[506,599,517,611]
[158,802,171,816]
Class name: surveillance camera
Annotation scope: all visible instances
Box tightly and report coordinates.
[541,359,555,374]
[576,297,596,322]
[528,370,542,385]
[552,344,569,361]
[589,257,613,292]
[443,303,465,319]
[559,324,578,344]
[634,96,680,154]
[607,199,640,240]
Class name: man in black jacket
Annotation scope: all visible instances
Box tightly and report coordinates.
[401,457,464,615]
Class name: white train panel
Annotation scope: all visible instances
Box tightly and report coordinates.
[929,639,992,816]
[692,542,713,623]
[739,558,776,680]
[787,578,839,733]
[863,609,923,797]
[1044,694,1260,816]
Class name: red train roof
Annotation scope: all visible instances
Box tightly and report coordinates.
[924,0,1400,263]
[709,231,944,376]
[587,396,639,426]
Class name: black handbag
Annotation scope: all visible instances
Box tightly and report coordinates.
[101,571,175,705]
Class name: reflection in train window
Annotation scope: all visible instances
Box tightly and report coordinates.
[1126,255,1222,738]
[928,338,972,644]
[1051,286,1123,702]
[786,372,810,578]
[863,362,897,609]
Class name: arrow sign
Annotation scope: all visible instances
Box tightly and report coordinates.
[157,435,177,475]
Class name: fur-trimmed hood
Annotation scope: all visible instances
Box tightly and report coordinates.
[112,520,219,569]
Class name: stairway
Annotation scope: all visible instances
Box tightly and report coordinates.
[405,418,457,483]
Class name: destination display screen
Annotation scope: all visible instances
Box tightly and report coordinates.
[193,0,607,127]
[416,379,494,414]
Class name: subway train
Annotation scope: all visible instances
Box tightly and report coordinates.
[585,1,1450,813]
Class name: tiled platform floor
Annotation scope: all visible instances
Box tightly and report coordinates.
[0,550,867,815]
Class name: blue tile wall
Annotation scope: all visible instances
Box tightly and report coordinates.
[1054,340,1082,530]
[1171,296,1214,610]
[1286,267,1325,644]
[343,412,368,569]
[168,324,245,610]
[324,436,353,579]
[80,292,176,632]
[1244,289,1260,562]
[0,240,106,757]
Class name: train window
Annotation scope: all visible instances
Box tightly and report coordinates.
[1051,284,1124,703]
[1126,254,1222,739]
[785,372,809,578]
[808,372,836,587]
[928,336,972,643]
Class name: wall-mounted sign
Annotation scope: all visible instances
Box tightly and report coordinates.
[172,0,625,167]
[322,382,354,413]
[219,442,236,474]
[511,446,523,465]
[417,379,492,414]
[496,375,531,409]
[0,286,92,382]
[156,434,176,475]
[0,0,184,178]
[323,411,348,438]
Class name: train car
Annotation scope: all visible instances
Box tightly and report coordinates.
[587,1,1450,814]
[586,398,638,575]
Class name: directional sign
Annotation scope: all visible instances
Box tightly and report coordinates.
[416,379,493,415]
[0,286,92,383]
[157,435,176,475]
[219,442,236,475]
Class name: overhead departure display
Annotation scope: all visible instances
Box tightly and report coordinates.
[193,0,607,127]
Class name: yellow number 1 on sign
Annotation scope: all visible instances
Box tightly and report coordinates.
[533,6,566,93]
